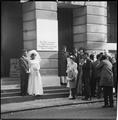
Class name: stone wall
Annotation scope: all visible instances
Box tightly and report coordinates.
[22,2,60,87]
[22,2,36,49]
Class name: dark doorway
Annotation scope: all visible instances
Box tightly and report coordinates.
[1,2,23,77]
[57,8,73,77]
[58,8,73,52]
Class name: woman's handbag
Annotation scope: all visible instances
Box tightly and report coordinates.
[67,70,75,81]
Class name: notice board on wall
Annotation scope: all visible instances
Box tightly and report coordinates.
[10,58,20,78]
[37,19,58,51]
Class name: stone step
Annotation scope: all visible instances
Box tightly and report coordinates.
[1,92,21,97]
[1,85,67,91]
[1,89,20,94]
[1,78,20,85]
[1,84,20,90]
[1,88,69,97]
[1,92,69,104]
[1,80,20,85]
[1,77,20,81]
[1,77,20,83]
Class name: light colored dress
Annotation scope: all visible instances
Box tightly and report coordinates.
[27,59,43,95]
[66,60,78,88]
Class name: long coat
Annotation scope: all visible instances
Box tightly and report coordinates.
[113,62,117,87]
[19,56,29,94]
[92,59,101,80]
[58,50,68,76]
[97,59,113,87]
[82,59,92,97]
[66,62,78,88]
[76,54,85,95]
[19,56,29,74]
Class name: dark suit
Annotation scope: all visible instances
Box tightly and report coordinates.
[82,59,92,99]
[19,56,29,95]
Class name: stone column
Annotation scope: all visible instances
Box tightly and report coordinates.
[22,2,36,49]
[73,2,107,53]
[73,6,87,49]
[86,2,107,53]
[22,2,60,87]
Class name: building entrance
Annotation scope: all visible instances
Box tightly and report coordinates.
[1,2,23,77]
[57,6,74,81]
[58,7,73,52]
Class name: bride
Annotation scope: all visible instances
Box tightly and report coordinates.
[27,50,43,96]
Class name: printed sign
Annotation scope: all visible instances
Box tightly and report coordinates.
[10,58,20,77]
[37,19,58,51]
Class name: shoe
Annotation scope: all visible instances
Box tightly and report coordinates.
[102,105,109,108]
[21,93,25,96]
[108,105,114,108]
[82,98,88,100]
[60,82,63,85]
[63,83,67,86]
[69,97,76,100]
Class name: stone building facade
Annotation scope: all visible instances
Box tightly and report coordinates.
[1,1,117,87]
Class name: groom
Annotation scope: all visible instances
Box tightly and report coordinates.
[19,49,29,96]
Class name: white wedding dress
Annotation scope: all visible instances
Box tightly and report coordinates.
[27,59,43,95]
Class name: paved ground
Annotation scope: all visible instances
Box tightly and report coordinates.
[1,102,117,120]
[1,96,105,113]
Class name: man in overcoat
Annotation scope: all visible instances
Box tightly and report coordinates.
[19,50,29,96]
[82,52,92,100]
[58,46,68,85]
[97,55,114,107]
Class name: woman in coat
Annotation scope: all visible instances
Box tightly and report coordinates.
[66,55,78,99]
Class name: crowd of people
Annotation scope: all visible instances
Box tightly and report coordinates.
[59,46,117,108]
[19,47,117,108]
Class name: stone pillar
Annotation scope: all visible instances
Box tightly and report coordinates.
[22,2,36,49]
[22,2,60,87]
[73,6,87,49]
[73,2,107,53]
[86,2,107,52]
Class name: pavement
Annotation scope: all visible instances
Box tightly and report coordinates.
[2,102,117,120]
[1,96,117,114]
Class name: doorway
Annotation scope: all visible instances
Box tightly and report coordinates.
[57,7,73,76]
[58,8,73,52]
[1,2,23,77]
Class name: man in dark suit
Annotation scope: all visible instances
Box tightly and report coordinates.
[19,50,29,96]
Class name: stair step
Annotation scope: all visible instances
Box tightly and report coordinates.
[1,78,20,85]
[1,89,20,93]
[1,92,69,104]
[1,92,21,97]
[1,84,20,90]
[1,81,20,85]
[1,77,20,81]
[1,86,67,92]
[1,85,67,90]
[44,88,69,93]
[1,88,69,97]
